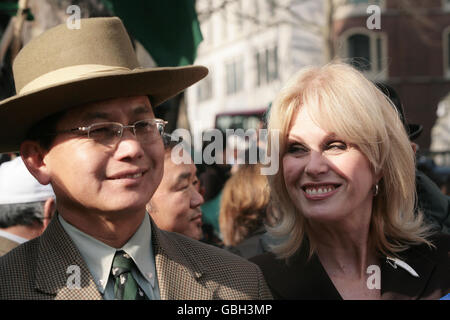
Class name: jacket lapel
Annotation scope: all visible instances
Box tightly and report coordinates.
[259,249,342,299]
[381,249,437,300]
[151,222,213,300]
[34,216,102,300]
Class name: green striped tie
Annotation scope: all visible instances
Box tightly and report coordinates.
[111,250,147,300]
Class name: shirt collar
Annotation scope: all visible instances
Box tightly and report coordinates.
[0,229,28,244]
[58,213,156,293]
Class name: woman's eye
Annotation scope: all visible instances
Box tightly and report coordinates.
[287,143,308,154]
[326,141,347,152]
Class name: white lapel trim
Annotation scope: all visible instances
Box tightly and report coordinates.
[386,256,420,278]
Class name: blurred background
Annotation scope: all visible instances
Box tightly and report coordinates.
[0,0,449,194]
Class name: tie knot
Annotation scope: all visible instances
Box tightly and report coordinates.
[111,250,134,277]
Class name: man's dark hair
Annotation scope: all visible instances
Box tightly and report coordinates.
[0,201,45,228]
[25,110,67,150]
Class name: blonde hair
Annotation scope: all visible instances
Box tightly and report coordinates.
[219,164,272,246]
[267,62,433,259]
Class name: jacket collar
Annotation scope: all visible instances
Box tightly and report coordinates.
[34,213,213,299]
[264,238,438,300]
[266,241,342,300]
[34,215,102,299]
[381,246,437,299]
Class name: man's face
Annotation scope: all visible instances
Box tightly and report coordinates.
[40,95,164,215]
[149,153,204,240]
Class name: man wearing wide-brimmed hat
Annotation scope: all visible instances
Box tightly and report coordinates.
[0,17,272,300]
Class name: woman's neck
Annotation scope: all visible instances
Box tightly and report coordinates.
[308,214,375,278]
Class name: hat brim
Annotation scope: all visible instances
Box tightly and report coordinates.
[408,124,423,141]
[0,65,207,153]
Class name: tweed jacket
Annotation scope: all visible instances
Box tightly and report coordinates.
[0,235,19,257]
[0,216,272,300]
[251,234,450,300]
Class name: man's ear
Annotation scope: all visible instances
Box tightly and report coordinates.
[42,197,56,229]
[20,140,52,185]
[146,200,156,214]
[411,142,418,154]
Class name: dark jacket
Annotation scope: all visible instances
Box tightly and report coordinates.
[250,234,450,300]
[416,170,450,234]
[226,227,273,259]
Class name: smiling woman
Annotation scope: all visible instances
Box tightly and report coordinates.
[250,62,450,300]
[267,62,426,258]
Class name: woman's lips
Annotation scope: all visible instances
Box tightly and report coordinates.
[302,183,341,200]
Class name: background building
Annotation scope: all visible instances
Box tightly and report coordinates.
[187,0,450,164]
[332,0,450,162]
[186,0,325,151]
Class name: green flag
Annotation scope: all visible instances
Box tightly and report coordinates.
[103,0,203,67]
[0,2,34,20]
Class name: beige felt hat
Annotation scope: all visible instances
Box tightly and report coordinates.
[0,17,208,153]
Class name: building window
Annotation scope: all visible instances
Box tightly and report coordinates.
[236,0,243,31]
[444,27,450,77]
[206,2,214,46]
[448,33,450,73]
[268,0,276,17]
[340,29,387,79]
[197,74,213,102]
[221,6,228,40]
[256,46,278,87]
[348,34,371,71]
[226,59,244,95]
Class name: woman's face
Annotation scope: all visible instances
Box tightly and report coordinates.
[282,106,377,223]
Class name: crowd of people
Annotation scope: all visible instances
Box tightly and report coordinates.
[0,16,448,300]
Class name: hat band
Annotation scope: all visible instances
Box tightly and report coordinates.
[19,64,142,94]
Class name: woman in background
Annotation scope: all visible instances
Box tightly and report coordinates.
[219,164,276,258]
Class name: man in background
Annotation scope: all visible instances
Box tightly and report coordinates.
[0,156,55,255]
[148,136,204,240]
[376,82,450,234]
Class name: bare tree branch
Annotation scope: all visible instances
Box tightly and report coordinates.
[397,0,441,47]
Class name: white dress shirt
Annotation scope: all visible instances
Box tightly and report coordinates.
[58,213,160,299]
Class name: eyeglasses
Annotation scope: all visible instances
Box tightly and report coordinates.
[52,119,167,146]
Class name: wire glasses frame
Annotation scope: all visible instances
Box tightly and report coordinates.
[51,118,168,146]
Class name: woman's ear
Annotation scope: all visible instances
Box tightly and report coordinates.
[375,172,383,188]
[20,140,52,185]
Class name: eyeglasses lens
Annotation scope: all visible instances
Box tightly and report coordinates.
[88,121,163,146]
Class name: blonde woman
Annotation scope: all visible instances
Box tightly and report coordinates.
[219,164,276,258]
[250,63,450,300]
